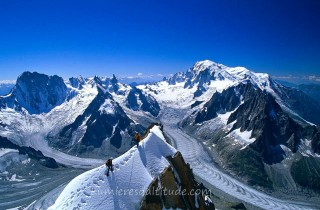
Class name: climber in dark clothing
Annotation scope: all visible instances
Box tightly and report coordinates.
[134,132,141,145]
[105,159,114,176]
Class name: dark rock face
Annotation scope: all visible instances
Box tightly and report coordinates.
[110,74,119,93]
[182,82,320,192]
[193,83,309,164]
[167,72,185,85]
[0,136,58,168]
[69,77,85,90]
[271,80,320,125]
[311,127,320,154]
[191,101,203,109]
[194,84,243,124]
[126,87,160,117]
[194,86,207,98]
[59,88,133,149]
[167,152,209,209]
[193,68,215,87]
[160,167,185,209]
[140,179,163,210]
[0,71,68,114]
[126,90,139,110]
[140,151,214,210]
[297,84,320,104]
[230,203,247,210]
[291,156,320,193]
[227,85,302,164]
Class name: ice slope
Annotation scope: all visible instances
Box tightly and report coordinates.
[48,126,176,210]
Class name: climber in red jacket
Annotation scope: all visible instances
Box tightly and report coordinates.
[134,132,141,145]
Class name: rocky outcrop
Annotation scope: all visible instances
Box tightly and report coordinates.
[126,87,160,117]
[167,152,208,209]
[140,179,163,210]
[140,151,215,209]
[160,167,185,209]
[194,84,243,124]
[110,74,120,93]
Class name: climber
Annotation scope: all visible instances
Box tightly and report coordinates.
[105,158,114,176]
[134,132,141,145]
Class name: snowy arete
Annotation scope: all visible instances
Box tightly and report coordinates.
[48,126,177,210]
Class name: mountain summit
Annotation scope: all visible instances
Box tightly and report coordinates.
[1,71,68,114]
[165,60,270,93]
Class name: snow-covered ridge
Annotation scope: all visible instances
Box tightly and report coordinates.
[49,126,177,210]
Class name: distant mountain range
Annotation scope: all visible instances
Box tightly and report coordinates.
[276,80,320,104]
[137,60,320,194]
[1,60,320,209]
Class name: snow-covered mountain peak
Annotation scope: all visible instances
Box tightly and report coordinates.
[0,71,69,114]
[138,60,272,108]
[49,125,177,210]
[165,59,270,88]
[192,60,219,71]
[192,60,270,84]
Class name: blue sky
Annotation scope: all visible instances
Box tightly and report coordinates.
[0,0,319,80]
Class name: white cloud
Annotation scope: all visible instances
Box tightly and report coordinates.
[137,73,143,76]
[272,75,298,80]
[272,74,320,84]
[0,80,16,85]
[306,75,320,82]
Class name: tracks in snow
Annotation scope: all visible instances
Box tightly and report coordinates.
[69,146,138,209]
[163,125,318,210]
